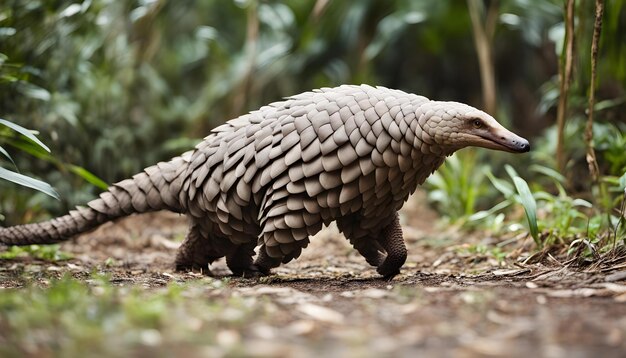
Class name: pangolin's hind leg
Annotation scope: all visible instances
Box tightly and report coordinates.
[226,242,264,278]
[175,223,221,275]
[253,234,312,275]
[375,213,407,279]
[253,245,282,275]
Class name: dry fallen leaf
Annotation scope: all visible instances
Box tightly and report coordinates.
[547,288,601,298]
[604,270,626,282]
[286,320,316,335]
[492,268,529,276]
[614,293,626,302]
[296,303,345,324]
[360,288,389,299]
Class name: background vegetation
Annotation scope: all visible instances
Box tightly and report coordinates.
[1,0,625,257]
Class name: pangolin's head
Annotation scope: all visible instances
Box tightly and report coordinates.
[418,101,530,155]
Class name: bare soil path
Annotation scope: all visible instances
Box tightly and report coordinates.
[1,194,625,357]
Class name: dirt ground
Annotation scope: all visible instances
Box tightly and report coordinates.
[2,193,626,357]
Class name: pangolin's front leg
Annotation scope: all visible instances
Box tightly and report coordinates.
[375,213,407,279]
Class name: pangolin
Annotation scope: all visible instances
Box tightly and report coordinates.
[0,85,529,278]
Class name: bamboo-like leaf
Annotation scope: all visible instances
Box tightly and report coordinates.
[572,198,593,208]
[0,145,17,169]
[5,139,108,191]
[4,137,52,159]
[512,176,540,246]
[18,82,51,101]
[0,118,50,152]
[594,97,626,111]
[0,166,60,200]
[69,165,109,190]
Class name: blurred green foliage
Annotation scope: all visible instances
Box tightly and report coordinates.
[0,244,71,261]
[0,0,571,222]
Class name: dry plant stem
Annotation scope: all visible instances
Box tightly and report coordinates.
[467,0,499,115]
[233,2,259,116]
[613,190,626,250]
[312,0,330,19]
[585,0,607,209]
[584,0,603,183]
[556,0,575,173]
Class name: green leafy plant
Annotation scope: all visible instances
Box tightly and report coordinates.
[0,116,108,225]
[4,124,108,191]
[0,118,59,199]
[457,243,508,264]
[594,121,626,176]
[511,172,539,244]
[425,151,491,222]
[468,165,540,245]
[470,164,595,247]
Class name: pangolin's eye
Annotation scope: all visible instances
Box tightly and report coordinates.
[472,119,483,128]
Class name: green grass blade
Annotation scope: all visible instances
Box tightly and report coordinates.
[0,166,60,200]
[504,164,519,179]
[0,118,51,153]
[485,170,515,197]
[512,176,540,246]
[530,164,566,184]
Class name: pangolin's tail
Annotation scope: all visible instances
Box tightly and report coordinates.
[0,156,189,246]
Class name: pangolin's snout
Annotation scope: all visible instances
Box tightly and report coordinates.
[511,137,530,152]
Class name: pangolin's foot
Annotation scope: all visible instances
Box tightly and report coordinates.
[175,224,219,276]
[376,263,401,281]
[174,262,213,276]
[229,264,269,278]
[226,244,260,278]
